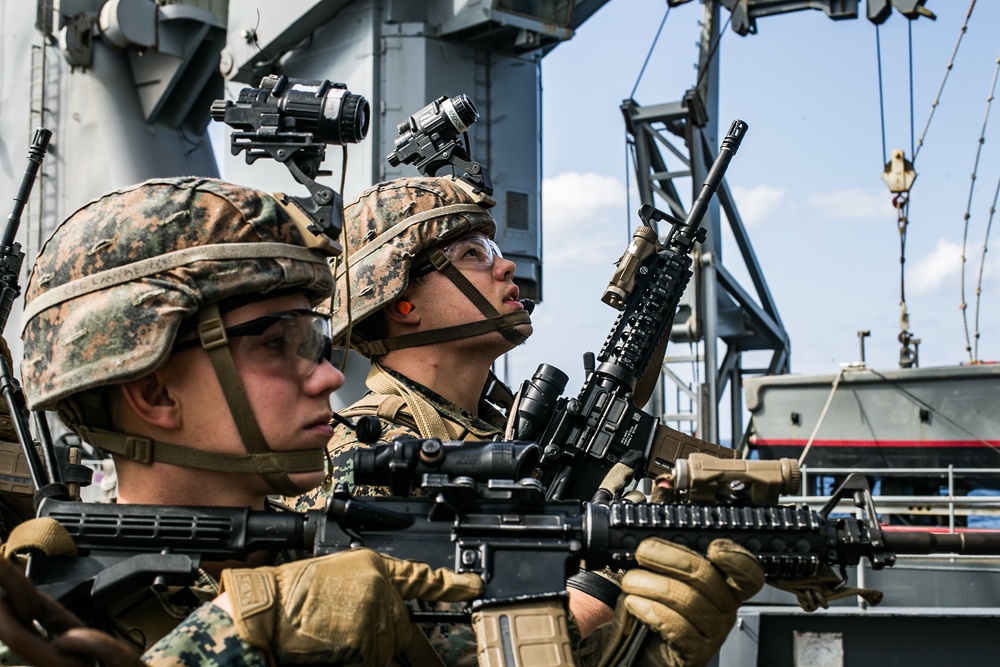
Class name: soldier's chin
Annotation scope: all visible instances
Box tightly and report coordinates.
[286,469,327,494]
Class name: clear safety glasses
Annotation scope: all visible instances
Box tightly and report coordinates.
[173,309,333,378]
[441,234,503,269]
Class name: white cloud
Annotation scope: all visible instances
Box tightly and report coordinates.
[731,184,785,227]
[909,239,963,294]
[542,172,630,267]
[908,237,1000,297]
[542,172,628,233]
[802,188,896,221]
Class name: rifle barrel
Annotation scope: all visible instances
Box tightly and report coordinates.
[3,128,51,248]
[882,530,1000,556]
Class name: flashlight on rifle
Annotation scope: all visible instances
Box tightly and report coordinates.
[656,453,801,505]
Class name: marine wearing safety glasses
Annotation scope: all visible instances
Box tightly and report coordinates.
[411,233,503,277]
[173,309,334,378]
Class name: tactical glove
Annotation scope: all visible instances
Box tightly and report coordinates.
[0,557,147,667]
[219,548,482,666]
[591,537,764,667]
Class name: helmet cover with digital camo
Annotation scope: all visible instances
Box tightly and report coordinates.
[333,175,531,357]
[20,176,336,495]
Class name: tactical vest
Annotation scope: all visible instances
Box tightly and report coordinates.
[338,362,502,442]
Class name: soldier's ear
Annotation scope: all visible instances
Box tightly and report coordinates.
[118,372,181,430]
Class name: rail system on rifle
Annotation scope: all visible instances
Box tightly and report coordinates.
[507,120,750,503]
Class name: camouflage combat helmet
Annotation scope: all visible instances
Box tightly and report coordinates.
[20,176,336,495]
[335,175,531,356]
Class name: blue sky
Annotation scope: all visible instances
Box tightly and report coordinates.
[502,0,1000,406]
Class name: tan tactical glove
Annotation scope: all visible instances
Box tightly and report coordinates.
[219,548,482,666]
[591,538,764,667]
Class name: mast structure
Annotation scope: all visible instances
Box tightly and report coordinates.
[624,0,931,446]
[623,0,793,447]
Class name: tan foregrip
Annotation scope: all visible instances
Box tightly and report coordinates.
[472,599,575,667]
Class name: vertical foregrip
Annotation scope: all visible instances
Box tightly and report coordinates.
[472,600,575,667]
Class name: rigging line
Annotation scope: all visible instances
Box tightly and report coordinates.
[913,0,977,165]
[875,24,888,166]
[908,20,915,159]
[972,55,1000,362]
[898,195,909,315]
[973,168,1000,362]
[797,367,845,466]
[867,367,1000,456]
[248,9,274,67]
[630,5,670,100]
[959,51,998,363]
[625,131,635,243]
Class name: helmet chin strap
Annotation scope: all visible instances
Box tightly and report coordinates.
[354,246,532,357]
[80,305,325,497]
[193,303,323,496]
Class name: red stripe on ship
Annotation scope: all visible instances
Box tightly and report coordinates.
[750,437,1000,448]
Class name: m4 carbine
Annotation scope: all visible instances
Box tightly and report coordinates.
[507,121,749,502]
[28,445,1000,665]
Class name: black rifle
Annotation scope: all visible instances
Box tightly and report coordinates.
[28,444,1000,638]
[508,121,749,503]
[0,129,90,513]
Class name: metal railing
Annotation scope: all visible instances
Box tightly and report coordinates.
[786,464,1000,532]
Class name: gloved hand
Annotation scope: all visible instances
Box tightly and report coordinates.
[594,538,764,667]
[0,557,147,667]
[219,548,482,666]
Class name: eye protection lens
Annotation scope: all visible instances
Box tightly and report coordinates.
[174,309,333,378]
[441,235,503,268]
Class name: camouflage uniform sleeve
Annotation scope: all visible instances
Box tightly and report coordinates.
[141,602,265,667]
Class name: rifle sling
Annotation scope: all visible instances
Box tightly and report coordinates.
[401,626,447,667]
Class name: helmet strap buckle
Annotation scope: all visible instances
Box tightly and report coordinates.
[197,316,229,351]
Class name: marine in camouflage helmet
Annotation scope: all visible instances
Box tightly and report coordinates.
[334,175,531,356]
[20,176,337,496]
